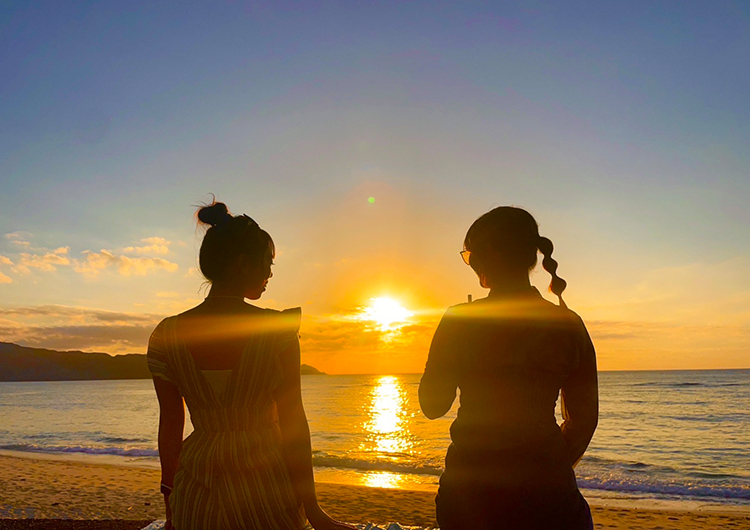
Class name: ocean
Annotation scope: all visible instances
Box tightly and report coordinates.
[0,371,748,508]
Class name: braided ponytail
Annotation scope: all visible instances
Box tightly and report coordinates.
[537,236,567,308]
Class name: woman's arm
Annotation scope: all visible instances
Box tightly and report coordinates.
[147,320,184,528]
[153,377,184,530]
[154,377,185,487]
[560,317,599,467]
[419,308,460,419]
[275,336,352,530]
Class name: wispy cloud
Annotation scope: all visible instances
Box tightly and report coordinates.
[17,247,71,272]
[587,256,750,327]
[0,305,159,324]
[0,324,156,352]
[0,255,12,283]
[300,313,438,353]
[2,235,178,278]
[74,250,178,277]
[5,232,32,247]
[123,237,171,255]
[5,232,30,240]
[583,318,750,370]
[0,305,164,353]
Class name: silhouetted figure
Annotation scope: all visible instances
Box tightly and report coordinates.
[419,207,598,530]
[147,201,352,530]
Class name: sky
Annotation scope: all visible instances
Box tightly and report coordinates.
[1,1,749,373]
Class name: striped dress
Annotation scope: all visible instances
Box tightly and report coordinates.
[147,308,305,530]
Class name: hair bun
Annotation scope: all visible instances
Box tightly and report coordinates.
[197,202,231,227]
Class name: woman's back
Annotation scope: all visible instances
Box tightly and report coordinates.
[424,289,595,454]
[149,200,351,530]
[419,205,597,530]
[148,307,305,529]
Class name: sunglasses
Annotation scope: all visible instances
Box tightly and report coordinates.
[460,250,471,266]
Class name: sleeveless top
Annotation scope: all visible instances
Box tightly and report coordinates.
[147,307,305,530]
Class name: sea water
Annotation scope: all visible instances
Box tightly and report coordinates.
[0,371,748,507]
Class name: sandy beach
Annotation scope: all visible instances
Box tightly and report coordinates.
[1,453,749,529]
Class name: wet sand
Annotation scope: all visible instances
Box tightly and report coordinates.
[1,453,749,529]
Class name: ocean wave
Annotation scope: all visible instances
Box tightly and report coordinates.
[581,456,651,468]
[631,381,744,388]
[94,435,151,444]
[3,443,749,502]
[312,454,443,476]
[578,475,750,500]
[0,443,158,458]
[669,413,750,422]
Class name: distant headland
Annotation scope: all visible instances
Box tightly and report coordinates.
[0,342,325,382]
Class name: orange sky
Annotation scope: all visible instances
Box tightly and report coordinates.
[1,181,749,373]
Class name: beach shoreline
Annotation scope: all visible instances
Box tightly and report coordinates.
[1,452,749,529]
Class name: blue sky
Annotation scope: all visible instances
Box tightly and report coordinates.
[1,1,749,372]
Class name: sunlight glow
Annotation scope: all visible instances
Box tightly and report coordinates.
[361,376,413,457]
[359,297,413,332]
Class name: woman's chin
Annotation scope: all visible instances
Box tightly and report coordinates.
[245,287,265,300]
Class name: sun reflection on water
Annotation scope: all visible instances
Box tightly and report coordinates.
[362,375,413,457]
[363,471,404,489]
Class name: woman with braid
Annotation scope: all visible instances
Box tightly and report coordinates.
[419,206,598,530]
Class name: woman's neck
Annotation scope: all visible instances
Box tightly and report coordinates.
[206,283,245,300]
[486,271,533,298]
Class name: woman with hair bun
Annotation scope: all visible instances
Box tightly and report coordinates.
[147,201,352,530]
[419,206,598,530]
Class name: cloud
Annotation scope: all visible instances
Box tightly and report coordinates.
[0,255,13,282]
[581,318,750,370]
[595,256,750,327]
[5,232,32,247]
[18,248,71,272]
[1,235,177,278]
[585,320,669,341]
[74,250,178,277]
[299,314,438,354]
[123,237,171,255]
[5,232,27,240]
[0,305,164,353]
[0,324,156,353]
[0,305,158,324]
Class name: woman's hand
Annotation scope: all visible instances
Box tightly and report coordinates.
[306,505,357,530]
[164,493,174,530]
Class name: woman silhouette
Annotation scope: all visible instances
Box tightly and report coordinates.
[148,201,352,530]
[419,206,598,530]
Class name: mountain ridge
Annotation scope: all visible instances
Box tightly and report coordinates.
[0,342,325,381]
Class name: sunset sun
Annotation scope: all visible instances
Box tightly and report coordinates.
[359,297,413,331]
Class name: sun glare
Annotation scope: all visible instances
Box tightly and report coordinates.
[359,297,413,331]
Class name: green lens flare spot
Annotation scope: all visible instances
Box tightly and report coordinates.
[368,197,376,204]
